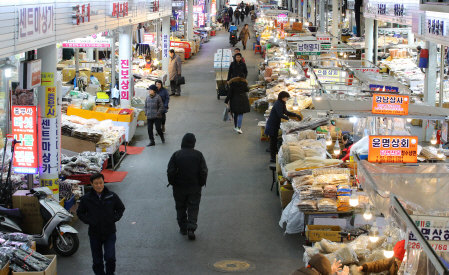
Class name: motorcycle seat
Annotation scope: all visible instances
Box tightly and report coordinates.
[0,207,22,219]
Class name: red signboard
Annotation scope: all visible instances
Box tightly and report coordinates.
[368,135,418,163]
[198,13,205,27]
[11,106,38,174]
[73,3,90,25]
[144,34,155,44]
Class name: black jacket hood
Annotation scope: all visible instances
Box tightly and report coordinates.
[181,133,196,149]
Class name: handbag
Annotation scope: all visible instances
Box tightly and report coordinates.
[176,75,185,85]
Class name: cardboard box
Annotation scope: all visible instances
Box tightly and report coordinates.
[59,60,75,65]
[13,255,57,275]
[62,135,96,153]
[411,119,422,126]
[62,67,92,82]
[279,183,294,208]
[306,225,342,242]
[12,190,43,234]
[0,261,9,275]
[260,126,269,141]
[137,111,147,121]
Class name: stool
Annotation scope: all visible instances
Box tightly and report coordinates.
[269,164,277,191]
[211,30,216,36]
[253,42,256,50]
[255,45,262,54]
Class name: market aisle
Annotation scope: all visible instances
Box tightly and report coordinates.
[57,23,305,275]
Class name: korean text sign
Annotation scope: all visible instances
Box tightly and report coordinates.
[297,42,321,55]
[368,135,418,163]
[11,106,38,174]
[372,94,409,116]
[120,59,130,101]
[19,5,55,42]
[407,215,449,252]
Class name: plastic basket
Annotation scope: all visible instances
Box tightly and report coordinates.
[64,194,76,212]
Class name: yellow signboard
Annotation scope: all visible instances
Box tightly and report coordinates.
[41,178,59,194]
[41,72,54,87]
[45,87,57,118]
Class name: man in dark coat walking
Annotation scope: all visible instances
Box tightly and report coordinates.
[228,6,233,22]
[77,173,125,275]
[225,73,250,133]
[227,53,248,81]
[167,133,208,240]
[265,91,301,162]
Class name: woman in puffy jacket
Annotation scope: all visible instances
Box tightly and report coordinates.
[225,73,250,134]
[155,80,170,133]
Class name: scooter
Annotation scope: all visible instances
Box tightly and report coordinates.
[230,30,238,47]
[0,187,79,257]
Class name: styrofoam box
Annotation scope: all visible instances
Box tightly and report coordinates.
[223,49,232,57]
[222,56,231,62]
[214,62,222,68]
[222,62,230,68]
[214,53,222,62]
[217,49,223,54]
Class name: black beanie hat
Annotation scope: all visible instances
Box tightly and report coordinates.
[278,91,291,101]
[181,133,196,148]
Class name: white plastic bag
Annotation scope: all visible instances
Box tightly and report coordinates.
[279,193,305,234]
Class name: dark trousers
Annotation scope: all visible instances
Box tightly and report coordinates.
[269,135,278,160]
[90,233,116,275]
[224,22,229,30]
[235,17,240,25]
[173,186,202,231]
[147,118,164,141]
[161,113,166,126]
[170,80,181,95]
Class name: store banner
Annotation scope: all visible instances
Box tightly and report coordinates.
[41,72,54,87]
[277,14,288,25]
[120,59,130,101]
[11,106,38,174]
[372,94,409,115]
[62,34,111,48]
[18,4,55,42]
[211,0,216,15]
[369,84,399,93]
[40,178,59,195]
[368,135,418,163]
[162,34,169,59]
[39,118,59,175]
[354,68,380,73]
[406,215,449,252]
[144,34,155,45]
[297,42,320,55]
[44,87,56,118]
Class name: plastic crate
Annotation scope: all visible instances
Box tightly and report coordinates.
[66,174,92,185]
[64,194,76,211]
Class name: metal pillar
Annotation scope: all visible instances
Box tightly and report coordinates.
[423,41,438,141]
[184,0,187,38]
[440,45,445,108]
[188,0,194,40]
[311,0,316,26]
[110,37,116,90]
[373,19,378,65]
[86,48,94,60]
[36,44,60,200]
[95,48,99,61]
[119,25,132,107]
[332,0,338,44]
[320,0,325,32]
[162,16,171,86]
[75,48,79,79]
[288,0,291,12]
[365,18,374,67]
[303,0,307,21]
[156,19,161,60]
[408,31,414,46]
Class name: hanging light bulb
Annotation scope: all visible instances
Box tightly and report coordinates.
[369,221,379,243]
[363,205,372,220]
[325,132,333,146]
[437,144,444,159]
[292,97,299,110]
[350,116,357,123]
[344,53,347,58]
[406,118,412,123]
[431,131,437,145]
[384,238,394,258]
[333,141,341,155]
[349,190,359,206]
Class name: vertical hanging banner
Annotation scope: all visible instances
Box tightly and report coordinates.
[39,87,59,194]
[120,59,130,103]
[162,34,169,59]
[11,106,38,174]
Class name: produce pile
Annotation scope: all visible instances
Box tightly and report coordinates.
[60,151,109,177]
[59,179,83,201]
[0,233,54,272]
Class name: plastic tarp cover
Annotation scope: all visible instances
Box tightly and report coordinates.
[358,161,449,216]
[279,192,305,234]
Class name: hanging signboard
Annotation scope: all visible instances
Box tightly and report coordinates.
[368,135,418,163]
[354,68,380,73]
[186,5,204,13]
[143,34,155,44]
[369,84,399,93]
[277,14,288,25]
[11,106,38,174]
[18,5,55,42]
[19,59,42,90]
[62,33,111,48]
[407,215,449,252]
[372,94,409,115]
[297,42,320,55]
[162,34,169,59]
[198,13,205,27]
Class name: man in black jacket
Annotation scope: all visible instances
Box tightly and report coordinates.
[167,133,208,240]
[77,173,125,275]
[227,53,248,82]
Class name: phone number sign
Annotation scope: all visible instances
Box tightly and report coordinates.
[372,94,409,115]
[368,135,418,163]
[11,106,38,174]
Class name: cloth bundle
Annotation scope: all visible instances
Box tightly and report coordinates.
[324,185,337,198]
[318,198,338,212]
[297,199,318,211]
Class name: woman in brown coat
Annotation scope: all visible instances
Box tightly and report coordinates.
[239,24,251,50]
[356,240,405,275]
[292,254,349,275]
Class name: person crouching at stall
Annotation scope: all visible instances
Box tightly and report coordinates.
[356,240,405,275]
[292,254,349,275]
[265,91,302,163]
[155,80,170,133]
[339,133,354,162]
[145,85,164,146]
[225,73,250,134]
